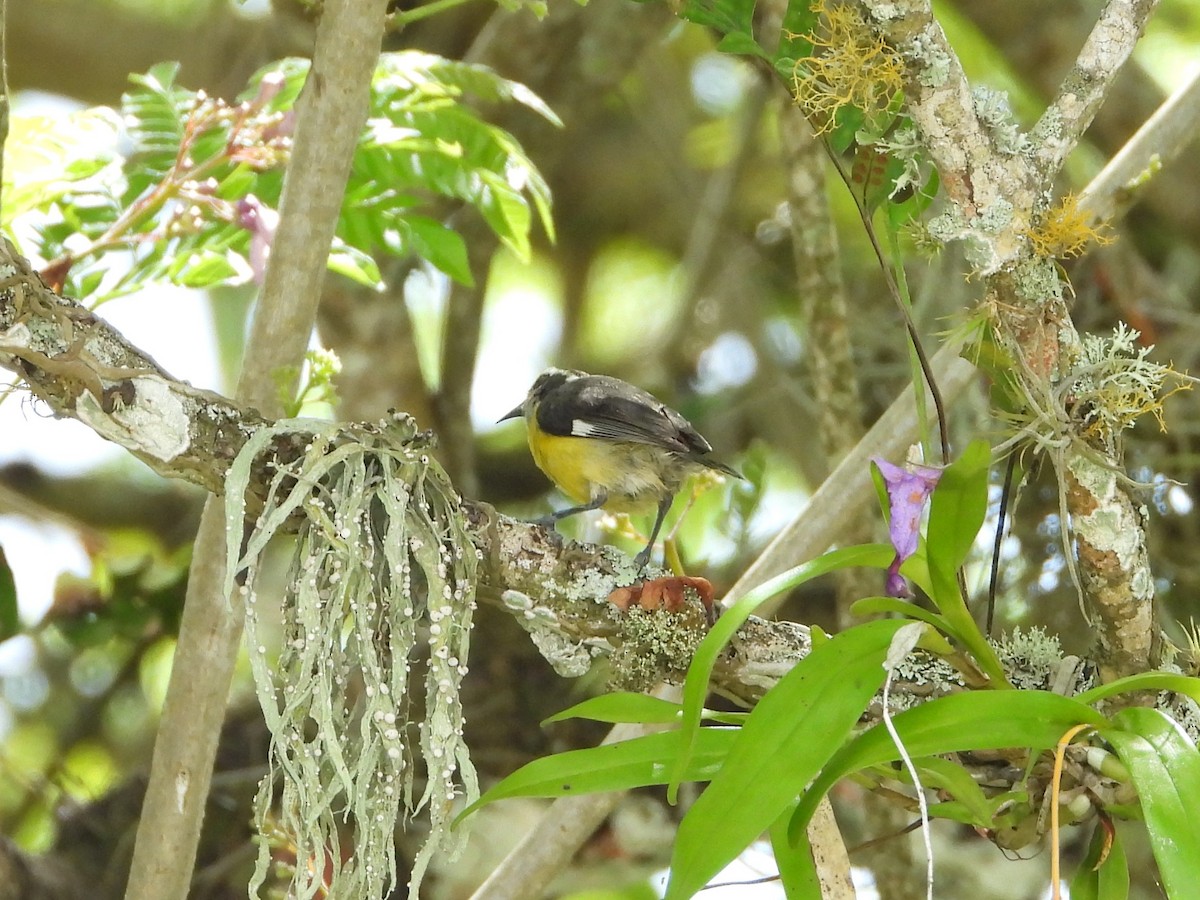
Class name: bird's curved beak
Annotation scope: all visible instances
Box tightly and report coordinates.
[498,403,524,423]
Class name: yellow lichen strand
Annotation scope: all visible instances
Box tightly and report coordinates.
[1023,192,1114,259]
[790,0,905,132]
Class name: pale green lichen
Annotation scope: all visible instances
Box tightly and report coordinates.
[926,209,965,244]
[994,626,1063,690]
[503,589,604,677]
[608,605,708,692]
[976,198,1014,234]
[1010,255,1064,303]
[887,649,961,694]
[869,123,927,197]
[566,564,621,605]
[1030,105,1063,147]
[226,413,478,900]
[973,86,1030,156]
[1067,323,1182,441]
[910,26,951,88]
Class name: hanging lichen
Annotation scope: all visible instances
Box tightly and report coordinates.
[224,412,478,899]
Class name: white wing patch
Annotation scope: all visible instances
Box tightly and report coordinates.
[571,419,600,437]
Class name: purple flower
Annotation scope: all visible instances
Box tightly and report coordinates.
[872,457,942,598]
[236,195,279,285]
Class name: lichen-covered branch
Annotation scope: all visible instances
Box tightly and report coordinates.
[0,240,265,492]
[851,0,1168,680]
[856,0,1038,267]
[1030,0,1160,180]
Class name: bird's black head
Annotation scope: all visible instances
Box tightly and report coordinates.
[498,368,585,422]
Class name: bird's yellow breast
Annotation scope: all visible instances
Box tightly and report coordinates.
[526,418,673,514]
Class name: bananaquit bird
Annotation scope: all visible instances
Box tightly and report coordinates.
[500,368,741,570]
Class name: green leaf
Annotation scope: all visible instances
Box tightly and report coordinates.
[1103,707,1200,899]
[1071,822,1129,900]
[788,690,1106,844]
[678,0,755,38]
[0,547,17,641]
[849,596,960,641]
[716,31,767,58]
[664,619,907,900]
[1075,671,1200,708]
[926,439,991,574]
[327,241,383,289]
[668,543,895,800]
[770,802,820,899]
[458,727,739,822]
[122,61,188,184]
[904,756,998,828]
[3,109,121,222]
[544,693,683,726]
[775,0,819,64]
[923,440,1008,684]
[404,215,473,285]
[168,249,240,288]
[543,693,745,727]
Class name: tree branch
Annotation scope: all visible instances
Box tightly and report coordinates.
[854,0,1165,680]
[857,0,1038,269]
[122,2,392,898]
[1030,0,1160,181]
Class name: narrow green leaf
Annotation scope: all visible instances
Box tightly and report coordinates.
[457,727,739,822]
[849,596,960,640]
[543,693,682,726]
[788,690,1106,844]
[922,439,1008,685]
[926,438,991,575]
[1104,707,1200,899]
[0,547,18,641]
[543,693,745,727]
[904,756,998,828]
[664,619,906,900]
[668,543,895,800]
[1071,822,1129,900]
[770,802,820,900]
[716,31,767,58]
[1075,671,1200,708]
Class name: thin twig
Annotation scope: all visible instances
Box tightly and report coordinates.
[1076,67,1200,223]
[822,144,951,463]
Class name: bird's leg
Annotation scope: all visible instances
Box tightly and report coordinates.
[534,490,608,528]
[633,492,674,572]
